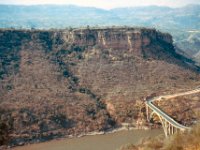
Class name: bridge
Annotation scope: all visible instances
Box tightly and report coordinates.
[145,88,200,137]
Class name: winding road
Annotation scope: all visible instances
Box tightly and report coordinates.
[145,88,200,133]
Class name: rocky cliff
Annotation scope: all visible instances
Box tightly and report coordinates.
[0,27,173,52]
[63,28,172,50]
[0,27,200,147]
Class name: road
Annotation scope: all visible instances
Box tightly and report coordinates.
[145,88,200,131]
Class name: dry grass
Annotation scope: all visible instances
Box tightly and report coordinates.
[155,93,200,126]
[120,123,200,150]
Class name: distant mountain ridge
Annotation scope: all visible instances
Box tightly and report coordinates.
[0,4,198,29]
[0,4,199,29]
[0,4,200,64]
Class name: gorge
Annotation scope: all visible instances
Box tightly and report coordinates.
[0,27,200,148]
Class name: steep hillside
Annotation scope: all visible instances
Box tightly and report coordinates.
[0,27,200,146]
[174,31,200,64]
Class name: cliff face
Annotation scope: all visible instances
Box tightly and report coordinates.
[0,27,199,146]
[0,27,173,53]
[62,28,172,57]
[65,28,172,48]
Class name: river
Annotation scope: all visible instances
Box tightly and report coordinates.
[13,129,163,150]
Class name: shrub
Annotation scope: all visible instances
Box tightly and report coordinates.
[0,120,9,145]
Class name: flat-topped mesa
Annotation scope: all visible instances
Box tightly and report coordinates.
[0,27,178,63]
[64,27,173,50]
[0,27,173,53]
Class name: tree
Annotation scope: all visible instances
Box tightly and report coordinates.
[0,120,9,145]
[135,100,145,117]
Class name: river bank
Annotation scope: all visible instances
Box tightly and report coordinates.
[0,124,153,150]
[12,129,163,150]
[76,124,150,138]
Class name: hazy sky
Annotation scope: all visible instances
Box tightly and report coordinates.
[0,0,200,9]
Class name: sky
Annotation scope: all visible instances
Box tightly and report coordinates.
[0,0,200,9]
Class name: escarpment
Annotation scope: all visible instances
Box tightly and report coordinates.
[62,28,173,57]
[0,27,200,146]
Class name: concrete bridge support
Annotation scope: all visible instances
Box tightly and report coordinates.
[145,88,198,138]
[146,105,180,137]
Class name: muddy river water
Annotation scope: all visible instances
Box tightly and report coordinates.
[13,129,163,150]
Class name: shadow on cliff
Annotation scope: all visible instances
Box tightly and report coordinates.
[142,38,200,74]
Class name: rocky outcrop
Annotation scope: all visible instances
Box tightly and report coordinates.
[62,28,172,56]
[0,27,173,52]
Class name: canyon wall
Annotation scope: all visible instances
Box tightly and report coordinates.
[0,27,199,147]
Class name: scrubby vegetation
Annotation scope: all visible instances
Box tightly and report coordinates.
[0,119,9,145]
[120,123,200,150]
[0,28,200,147]
[154,93,200,126]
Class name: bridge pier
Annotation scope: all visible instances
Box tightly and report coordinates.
[145,89,197,138]
[146,104,149,122]
[160,116,169,137]
[145,104,185,137]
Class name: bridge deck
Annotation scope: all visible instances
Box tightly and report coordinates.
[145,88,200,135]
